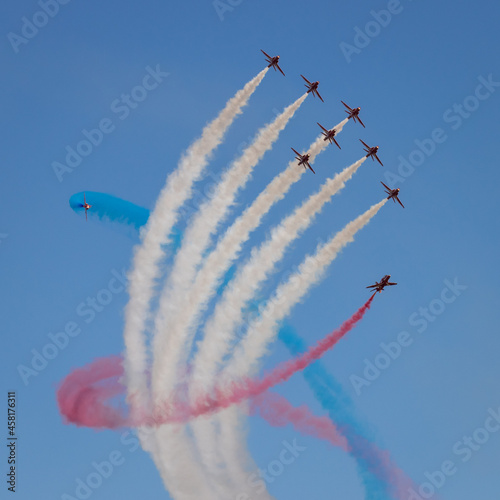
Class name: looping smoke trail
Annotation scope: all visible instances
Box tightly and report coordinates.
[57,296,373,428]
[63,191,415,499]
[151,93,308,401]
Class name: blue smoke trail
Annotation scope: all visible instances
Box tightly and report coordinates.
[279,323,394,499]
[71,191,397,498]
[69,191,182,248]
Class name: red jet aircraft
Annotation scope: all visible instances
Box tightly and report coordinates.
[381,181,404,208]
[341,101,365,128]
[82,192,92,221]
[301,75,324,102]
[360,140,383,166]
[367,275,398,294]
[261,50,285,76]
[291,148,315,174]
[317,123,341,149]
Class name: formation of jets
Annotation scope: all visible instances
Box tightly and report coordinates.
[79,52,405,297]
[261,49,404,207]
[260,50,404,295]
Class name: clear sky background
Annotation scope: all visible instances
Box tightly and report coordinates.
[1,1,500,499]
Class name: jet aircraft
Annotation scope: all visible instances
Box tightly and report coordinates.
[381,181,404,208]
[261,50,285,76]
[82,193,92,221]
[301,75,324,102]
[341,101,365,127]
[367,275,397,293]
[360,139,383,166]
[317,123,341,149]
[291,147,315,174]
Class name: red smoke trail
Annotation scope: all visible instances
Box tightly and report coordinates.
[155,295,374,424]
[57,356,127,429]
[250,392,350,452]
[57,296,374,428]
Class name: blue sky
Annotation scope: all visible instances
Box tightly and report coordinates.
[1,0,500,498]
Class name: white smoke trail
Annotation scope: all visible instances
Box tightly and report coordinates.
[189,149,358,500]
[123,67,268,405]
[151,93,308,400]
[123,68,268,500]
[154,426,221,500]
[213,200,387,487]
[184,118,350,396]
[153,94,307,500]
[190,157,367,396]
[225,199,388,380]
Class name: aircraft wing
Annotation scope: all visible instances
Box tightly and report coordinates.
[308,164,316,174]
[291,147,300,156]
[341,100,353,111]
[357,116,366,128]
[277,64,285,76]
[396,196,405,208]
[333,138,341,149]
[317,122,328,133]
[316,90,324,103]
[301,74,312,85]
[387,282,397,286]
[359,139,370,149]
[366,284,378,289]
[380,181,391,191]
[374,154,383,166]
[261,49,271,59]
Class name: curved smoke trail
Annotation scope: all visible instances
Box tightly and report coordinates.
[191,157,367,397]
[57,296,374,427]
[68,191,405,498]
[279,325,415,500]
[151,93,308,400]
[123,68,269,500]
